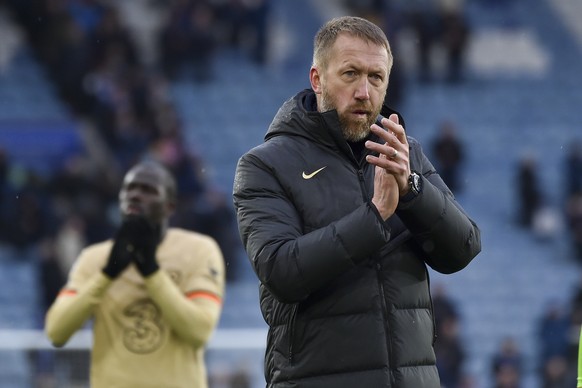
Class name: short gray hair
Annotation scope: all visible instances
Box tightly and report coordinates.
[313,16,393,71]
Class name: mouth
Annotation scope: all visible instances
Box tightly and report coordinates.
[350,110,370,120]
[125,203,143,215]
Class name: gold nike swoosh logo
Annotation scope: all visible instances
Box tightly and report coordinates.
[302,166,327,179]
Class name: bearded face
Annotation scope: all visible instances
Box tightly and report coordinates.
[311,34,389,143]
[320,83,384,142]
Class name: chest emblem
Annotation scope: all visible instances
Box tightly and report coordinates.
[122,299,165,354]
[302,166,326,179]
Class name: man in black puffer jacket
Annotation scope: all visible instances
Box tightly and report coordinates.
[233,16,481,388]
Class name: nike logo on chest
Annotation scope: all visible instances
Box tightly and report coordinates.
[302,166,326,179]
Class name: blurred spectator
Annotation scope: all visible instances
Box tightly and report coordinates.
[564,139,582,199]
[439,0,470,83]
[564,139,582,260]
[431,119,465,194]
[434,316,465,388]
[53,215,87,274]
[1,174,48,251]
[435,314,465,388]
[569,277,582,335]
[406,0,442,83]
[432,283,460,333]
[432,283,466,388]
[52,17,95,114]
[516,152,543,229]
[0,147,10,211]
[214,0,271,65]
[159,0,218,81]
[492,337,523,388]
[566,193,582,261]
[89,6,137,69]
[537,302,570,374]
[540,354,570,388]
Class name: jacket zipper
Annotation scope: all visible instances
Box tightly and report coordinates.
[357,166,395,383]
[288,304,298,364]
[358,166,395,384]
[357,169,367,202]
[426,268,437,345]
[376,261,394,385]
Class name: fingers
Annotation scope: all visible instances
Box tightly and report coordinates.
[365,130,402,167]
[369,121,405,149]
[388,113,399,125]
[365,144,403,174]
[366,114,411,188]
[383,114,406,141]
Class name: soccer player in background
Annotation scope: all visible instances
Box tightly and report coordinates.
[45,160,225,388]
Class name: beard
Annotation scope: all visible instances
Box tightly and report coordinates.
[319,86,384,142]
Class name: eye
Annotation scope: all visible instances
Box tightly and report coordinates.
[370,73,383,82]
[142,184,161,195]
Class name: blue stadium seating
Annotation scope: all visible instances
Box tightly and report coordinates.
[0,48,84,177]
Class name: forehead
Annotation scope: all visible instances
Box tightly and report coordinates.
[122,166,165,189]
[329,34,389,70]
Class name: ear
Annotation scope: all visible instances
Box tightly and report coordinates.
[309,66,322,94]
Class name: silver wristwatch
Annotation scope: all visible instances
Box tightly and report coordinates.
[401,171,422,202]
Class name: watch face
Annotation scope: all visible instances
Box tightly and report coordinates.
[411,173,421,194]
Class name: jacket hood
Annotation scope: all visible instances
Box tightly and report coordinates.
[265,89,343,149]
[265,89,406,149]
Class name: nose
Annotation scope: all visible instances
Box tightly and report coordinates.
[127,186,143,201]
[354,77,370,101]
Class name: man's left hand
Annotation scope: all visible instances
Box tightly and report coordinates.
[366,113,411,197]
[125,215,161,277]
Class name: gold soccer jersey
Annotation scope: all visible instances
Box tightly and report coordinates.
[45,228,225,388]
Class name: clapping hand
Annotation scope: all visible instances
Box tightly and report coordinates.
[365,114,410,220]
[125,215,161,277]
[102,215,161,278]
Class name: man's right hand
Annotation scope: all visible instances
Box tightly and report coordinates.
[366,114,404,220]
[102,216,142,279]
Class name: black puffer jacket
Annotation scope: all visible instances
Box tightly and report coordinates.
[233,89,481,387]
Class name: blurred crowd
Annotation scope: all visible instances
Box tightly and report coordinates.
[514,140,582,261]
[347,0,472,87]
[0,0,277,304]
[423,281,582,388]
[0,2,272,386]
[564,141,582,261]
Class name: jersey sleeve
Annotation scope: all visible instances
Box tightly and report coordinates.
[142,232,225,348]
[45,245,112,347]
[183,236,225,302]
